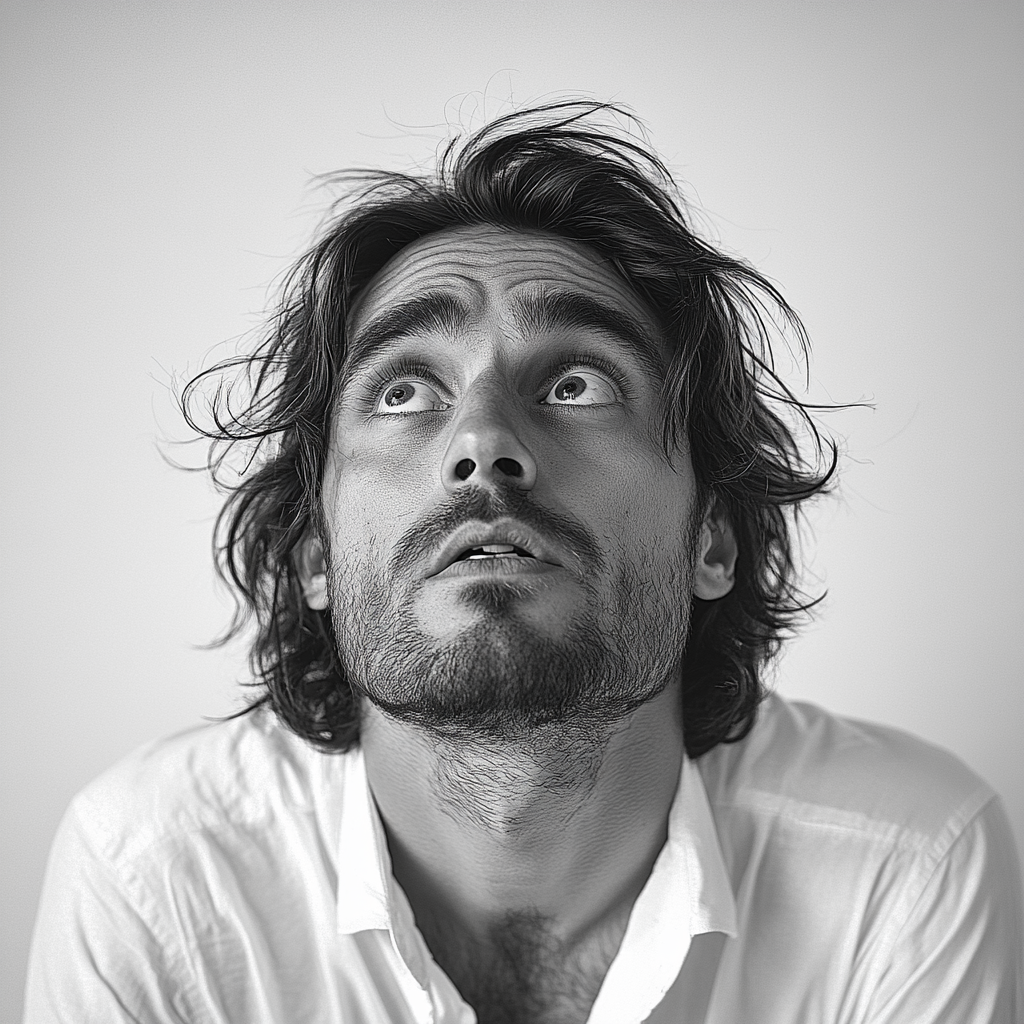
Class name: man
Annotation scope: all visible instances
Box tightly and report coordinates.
[26,102,1022,1023]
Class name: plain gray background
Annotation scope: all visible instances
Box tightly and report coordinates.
[3,1,1022,1019]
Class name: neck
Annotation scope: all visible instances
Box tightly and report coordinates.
[360,682,684,948]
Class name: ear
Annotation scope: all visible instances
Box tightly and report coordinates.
[296,536,329,611]
[693,502,738,601]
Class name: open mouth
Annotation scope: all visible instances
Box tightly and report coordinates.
[455,543,536,562]
[426,520,563,578]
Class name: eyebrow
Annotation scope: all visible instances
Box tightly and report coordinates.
[345,284,665,380]
[346,290,472,372]
[507,288,665,380]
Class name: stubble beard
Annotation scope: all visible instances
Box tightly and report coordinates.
[327,537,696,750]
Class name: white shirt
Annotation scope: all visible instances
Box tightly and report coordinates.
[25,694,1023,1023]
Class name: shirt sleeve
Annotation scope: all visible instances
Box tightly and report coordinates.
[866,796,1024,1024]
[23,799,191,1024]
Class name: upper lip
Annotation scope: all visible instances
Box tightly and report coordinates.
[426,519,566,577]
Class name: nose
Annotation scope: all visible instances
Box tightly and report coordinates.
[440,385,538,494]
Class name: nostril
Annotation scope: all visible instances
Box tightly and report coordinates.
[455,458,476,481]
[494,458,523,478]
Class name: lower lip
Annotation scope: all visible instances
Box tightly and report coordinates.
[429,556,564,580]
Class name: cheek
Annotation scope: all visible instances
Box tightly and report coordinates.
[599,464,695,557]
[329,416,447,484]
[320,439,438,549]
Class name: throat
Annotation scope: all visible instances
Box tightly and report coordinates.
[429,724,610,836]
[361,689,686,1021]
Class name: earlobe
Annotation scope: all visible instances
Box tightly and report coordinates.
[297,537,329,611]
[692,506,738,601]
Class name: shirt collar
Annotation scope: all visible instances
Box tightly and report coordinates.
[331,747,437,994]
[585,755,737,1023]
[330,745,737,1012]
[334,746,393,934]
[671,753,738,938]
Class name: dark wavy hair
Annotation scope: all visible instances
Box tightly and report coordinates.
[183,101,836,759]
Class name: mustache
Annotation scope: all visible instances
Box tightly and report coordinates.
[387,485,605,579]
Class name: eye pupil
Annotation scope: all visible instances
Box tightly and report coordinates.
[385,383,414,407]
[556,375,587,401]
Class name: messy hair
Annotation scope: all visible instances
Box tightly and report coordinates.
[183,101,836,758]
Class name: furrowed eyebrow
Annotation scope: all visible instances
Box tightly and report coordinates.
[507,288,665,380]
[345,291,472,373]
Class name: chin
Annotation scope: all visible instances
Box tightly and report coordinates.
[453,578,540,614]
[419,579,577,640]
[333,552,690,743]
[345,610,671,744]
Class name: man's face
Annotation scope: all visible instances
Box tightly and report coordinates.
[313,225,708,741]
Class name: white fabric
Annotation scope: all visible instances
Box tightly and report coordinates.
[24,694,1023,1023]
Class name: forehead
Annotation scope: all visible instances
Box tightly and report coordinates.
[347,225,659,343]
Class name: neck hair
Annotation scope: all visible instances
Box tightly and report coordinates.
[422,716,623,835]
[414,898,632,1024]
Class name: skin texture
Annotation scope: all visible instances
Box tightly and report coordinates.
[300,225,737,1022]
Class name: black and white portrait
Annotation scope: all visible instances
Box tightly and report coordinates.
[4,3,1022,1021]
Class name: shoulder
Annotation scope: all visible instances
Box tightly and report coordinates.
[697,693,995,855]
[696,695,1023,1014]
[65,707,349,868]
[31,712,367,1021]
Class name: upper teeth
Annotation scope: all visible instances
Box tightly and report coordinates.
[464,543,523,560]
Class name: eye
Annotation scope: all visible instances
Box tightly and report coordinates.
[541,370,618,406]
[376,380,449,414]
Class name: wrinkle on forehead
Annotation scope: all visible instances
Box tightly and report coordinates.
[347,225,660,343]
